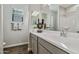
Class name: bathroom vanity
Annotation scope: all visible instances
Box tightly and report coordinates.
[30,32,68,54]
[30,30,79,54]
[30,30,67,54]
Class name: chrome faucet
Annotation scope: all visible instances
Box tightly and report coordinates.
[60,29,66,37]
[60,28,68,37]
[60,27,70,37]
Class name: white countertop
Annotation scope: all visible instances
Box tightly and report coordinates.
[30,29,79,54]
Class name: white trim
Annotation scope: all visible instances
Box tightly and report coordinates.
[0,4,3,54]
[4,42,29,48]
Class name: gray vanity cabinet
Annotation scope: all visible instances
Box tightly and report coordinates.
[30,33,68,54]
[30,34,38,54]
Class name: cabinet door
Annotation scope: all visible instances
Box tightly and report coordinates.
[38,43,51,54]
[31,34,37,54]
[32,37,37,54]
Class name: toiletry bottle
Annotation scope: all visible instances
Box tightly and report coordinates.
[44,23,46,29]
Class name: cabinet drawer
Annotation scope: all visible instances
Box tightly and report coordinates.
[38,38,68,54]
[38,43,50,54]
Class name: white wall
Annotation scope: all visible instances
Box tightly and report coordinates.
[3,4,29,47]
[0,5,3,53]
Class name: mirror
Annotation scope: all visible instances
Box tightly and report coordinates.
[30,4,58,31]
[30,4,79,33]
[59,4,79,33]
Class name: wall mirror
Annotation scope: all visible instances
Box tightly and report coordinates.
[30,4,79,33]
[59,4,79,33]
[30,4,58,31]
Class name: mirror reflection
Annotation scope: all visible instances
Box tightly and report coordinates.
[31,4,79,33]
[31,4,58,31]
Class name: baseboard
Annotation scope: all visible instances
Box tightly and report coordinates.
[4,42,29,48]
